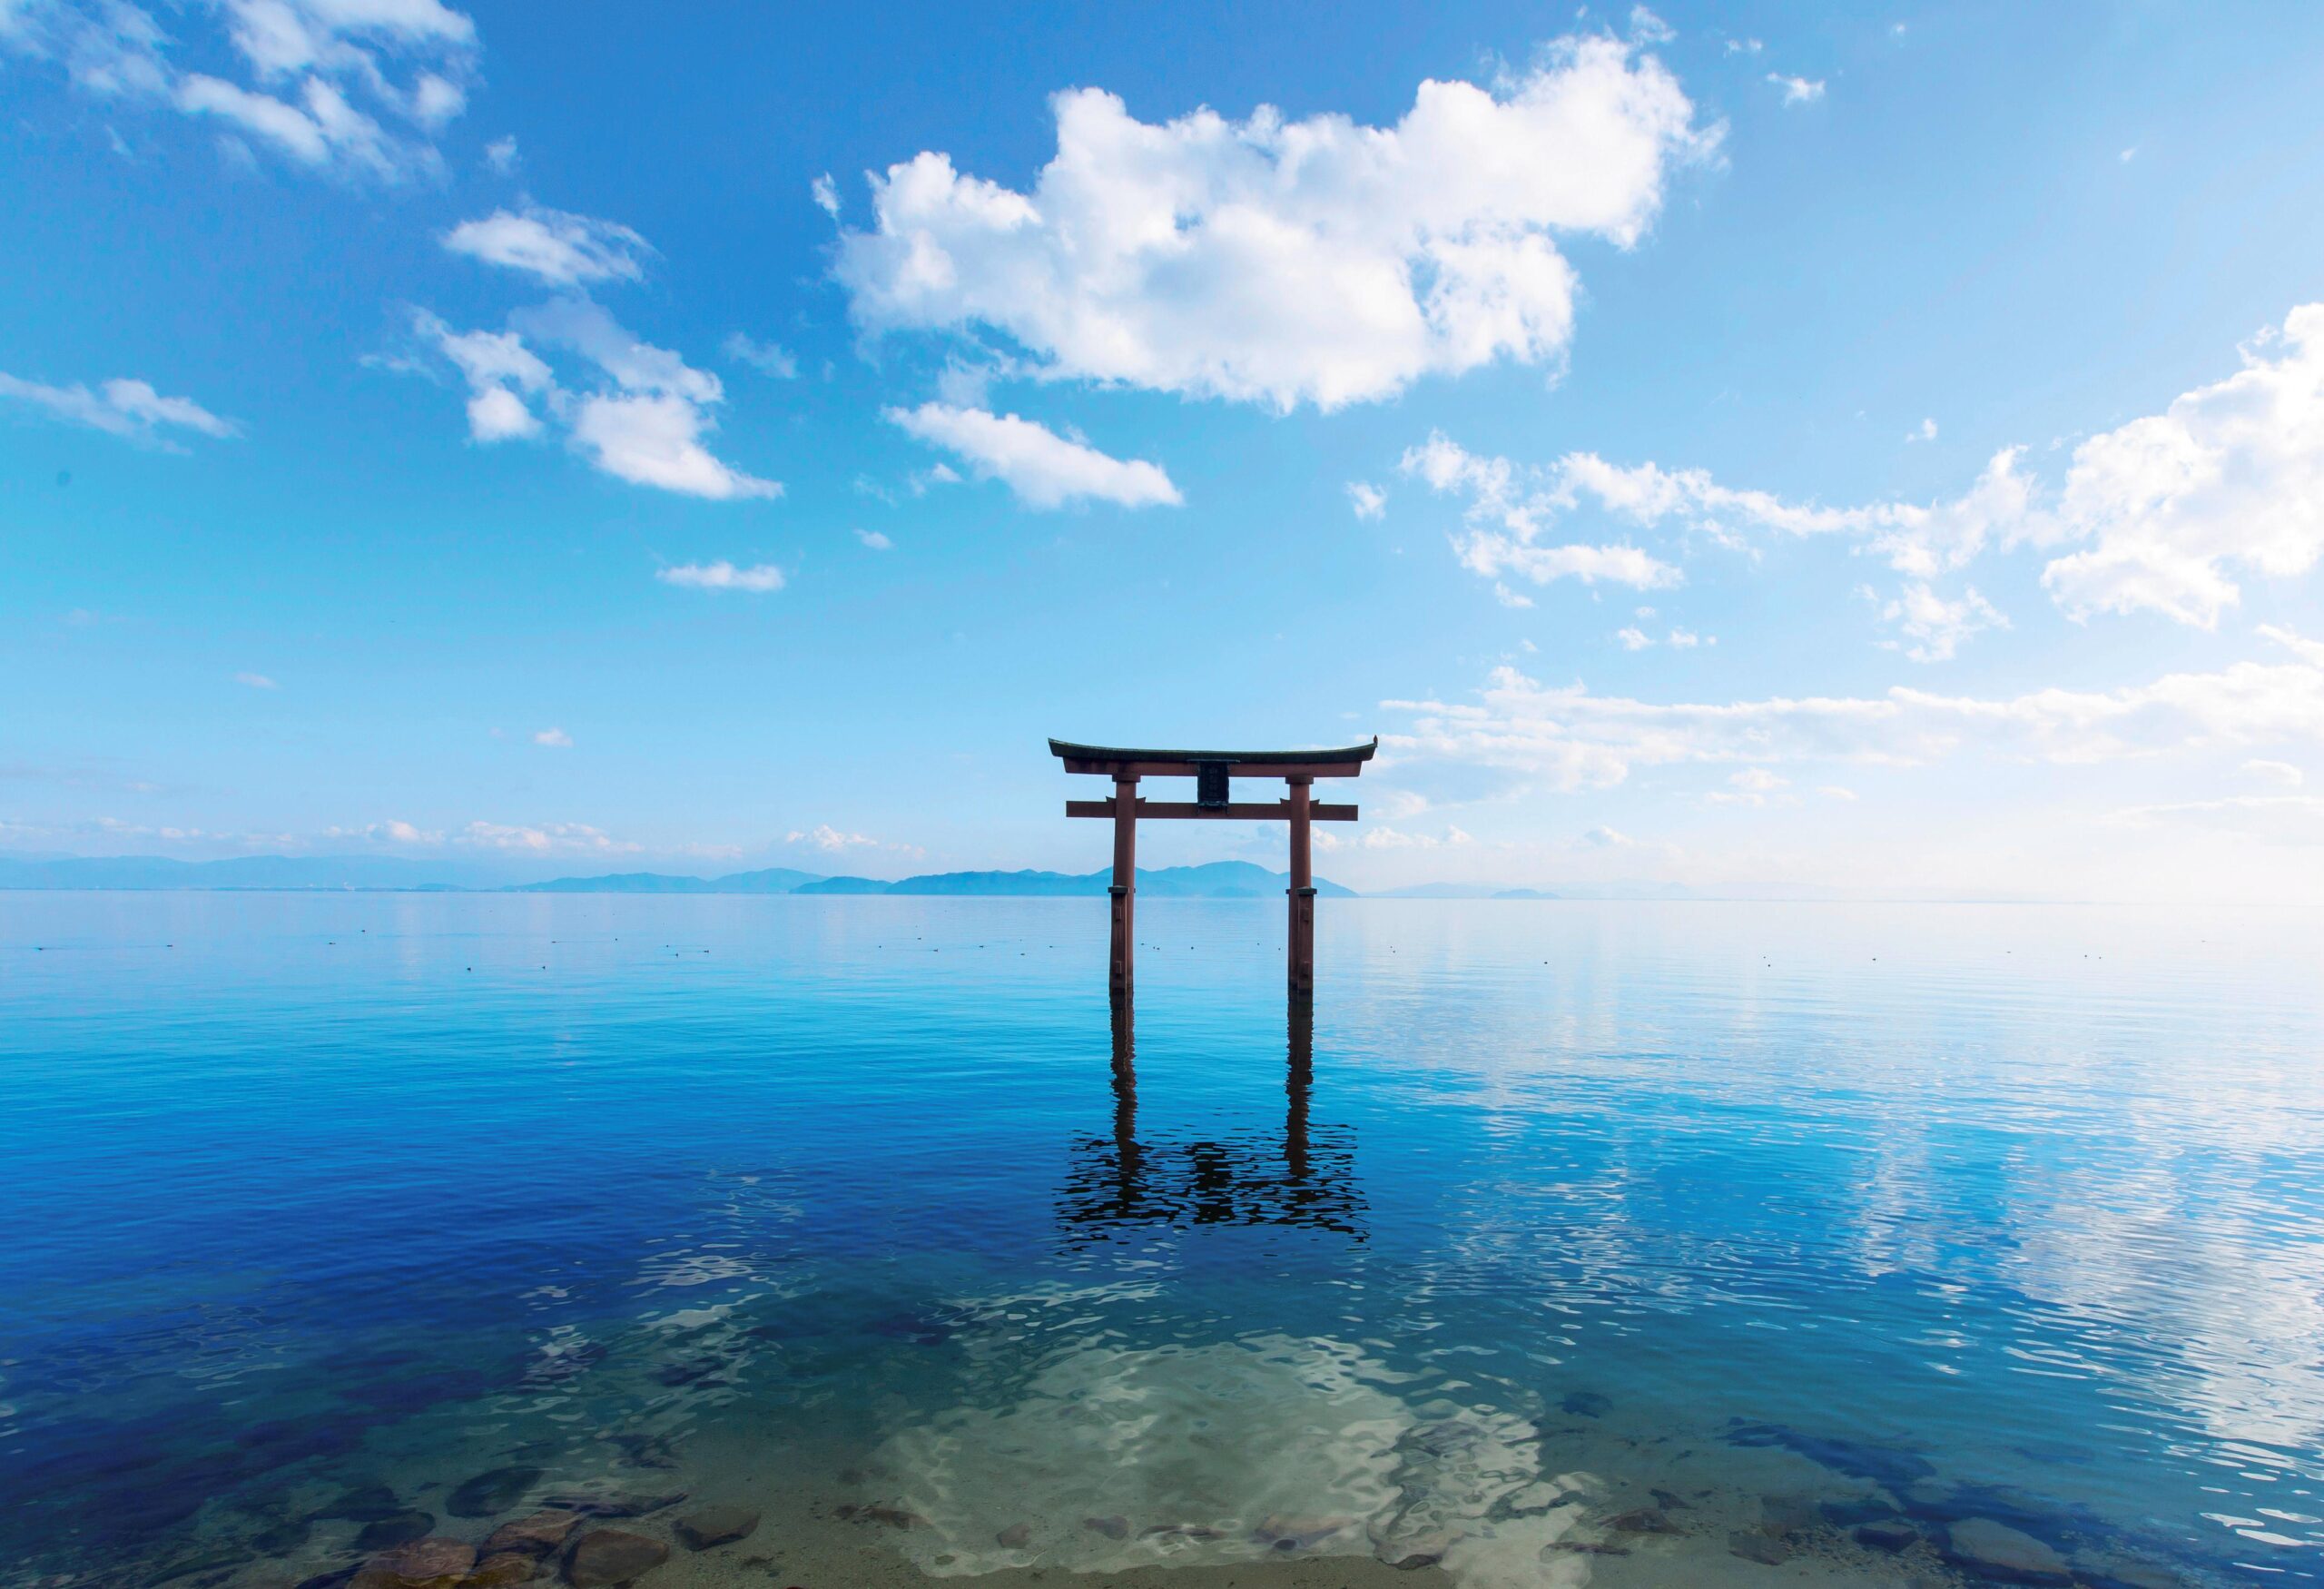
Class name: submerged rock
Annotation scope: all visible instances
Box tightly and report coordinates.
[1561,1391,1611,1418]
[462,1554,537,1587]
[1253,1514,1354,1550]
[542,1491,684,1520]
[1945,1518,2073,1584]
[562,1529,668,1587]
[448,1468,543,1520]
[1728,1530,1790,1565]
[350,1537,475,1589]
[482,1512,584,1558]
[1856,1518,1921,1553]
[1607,1507,1677,1534]
[353,1511,434,1551]
[994,1523,1032,1549]
[673,1506,758,1550]
[1082,1515,1129,1540]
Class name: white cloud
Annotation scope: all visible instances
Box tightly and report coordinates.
[855,528,894,550]
[1347,481,1387,520]
[723,331,797,379]
[408,301,778,498]
[1401,306,2324,631]
[1628,6,1674,44]
[656,560,785,593]
[1879,582,2006,663]
[2243,759,2305,788]
[483,133,517,172]
[1384,629,2324,793]
[1707,765,1788,805]
[1617,627,1653,650]
[327,817,442,845]
[0,371,238,446]
[1768,74,1825,105]
[886,402,1180,508]
[1668,627,1709,647]
[5,0,477,179]
[442,204,652,286]
[1819,785,1858,800]
[2041,304,2324,627]
[533,726,572,747]
[1907,417,1937,442]
[233,671,278,689]
[834,36,1713,411]
[458,819,636,854]
[788,824,878,852]
[1402,431,1682,590]
[1492,582,1534,608]
[811,173,839,217]
[1362,824,1472,850]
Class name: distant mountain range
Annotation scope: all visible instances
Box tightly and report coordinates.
[0,852,1935,898]
[0,854,1360,898]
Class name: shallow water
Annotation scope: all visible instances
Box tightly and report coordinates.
[2,893,2320,1588]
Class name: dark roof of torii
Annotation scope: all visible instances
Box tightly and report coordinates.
[1049,737,1376,769]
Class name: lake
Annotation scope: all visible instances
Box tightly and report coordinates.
[2,893,2319,1588]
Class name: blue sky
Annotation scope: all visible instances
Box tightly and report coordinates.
[5,0,2323,897]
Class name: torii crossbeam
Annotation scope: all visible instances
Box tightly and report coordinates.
[1051,737,1375,1004]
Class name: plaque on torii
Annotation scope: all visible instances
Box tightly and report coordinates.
[1050,737,1376,1003]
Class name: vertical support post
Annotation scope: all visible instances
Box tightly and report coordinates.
[1109,774,1138,1003]
[1287,775,1315,1002]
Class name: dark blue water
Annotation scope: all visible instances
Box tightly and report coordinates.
[3,893,2319,1587]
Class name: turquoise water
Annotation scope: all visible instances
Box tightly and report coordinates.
[2,893,2320,1587]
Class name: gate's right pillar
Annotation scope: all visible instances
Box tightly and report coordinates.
[1286,775,1315,1002]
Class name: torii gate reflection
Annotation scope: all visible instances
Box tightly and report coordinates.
[1050,738,1376,1003]
[1055,1002,1364,1241]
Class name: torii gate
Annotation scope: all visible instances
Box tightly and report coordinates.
[1051,737,1375,1003]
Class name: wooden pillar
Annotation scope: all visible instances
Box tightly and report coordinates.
[1285,998,1312,1180]
[1286,775,1315,1001]
[1109,774,1138,1002]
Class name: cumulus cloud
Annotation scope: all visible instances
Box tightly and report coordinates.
[886,402,1180,508]
[2041,304,2324,627]
[1347,481,1388,520]
[327,818,442,845]
[1402,431,1681,590]
[1401,305,2324,634]
[1880,582,2006,663]
[1768,74,1825,104]
[0,371,238,447]
[2243,759,2304,787]
[407,301,778,498]
[1384,627,2324,794]
[483,133,517,173]
[656,560,785,592]
[1707,766,1788,805]
[441,204,652,286]
[855,528,893,550]
[834,36,1713,411]
[532,726,571,747]
[3,0,476,180]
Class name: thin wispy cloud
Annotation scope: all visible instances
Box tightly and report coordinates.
[886,403,1180,509]
[0,372,237,447]
[657,561,786,592]
[441,204,653,286]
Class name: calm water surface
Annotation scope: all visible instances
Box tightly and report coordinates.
[2,894,2320,1587]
